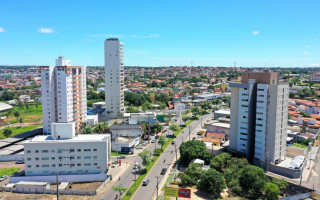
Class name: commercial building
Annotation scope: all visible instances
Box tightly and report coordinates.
[40,56,87,134]
[310,73,320,82]
[24,122,110,176]
[110,124,142,140]
[229,72,289,164]
[129,112,157,125]
[104,38,125,118]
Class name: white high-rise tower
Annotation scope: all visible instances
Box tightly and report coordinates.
[104,38,124,118]
[41,57,87,134]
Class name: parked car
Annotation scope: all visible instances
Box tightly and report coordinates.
[0,175,8,181]
[155,135,159,139]
[112,160,119,164]
[133,165,138,169]
[15,160,24,164]
[160,168,167,175]
[136,146,143,149]
[141,142,148,146]
[151,139,156,143]
[119,155,126,159]
[142,179,149,186]
[171,141,175,145]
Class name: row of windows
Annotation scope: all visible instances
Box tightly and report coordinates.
[26,163,97,168]
[26,148,98,154]
[27,156,97,161]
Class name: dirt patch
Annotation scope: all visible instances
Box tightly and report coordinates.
[0,191,92,200]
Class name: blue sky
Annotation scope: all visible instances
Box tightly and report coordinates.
[0,0,319,67]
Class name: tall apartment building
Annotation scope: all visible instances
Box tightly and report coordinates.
[40,56,87,134]
[310,73,320,83]
[24,122,110,176]
[229,72,289,164]
[104,38,125,119]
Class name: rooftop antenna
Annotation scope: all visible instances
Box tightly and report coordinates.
[266,61,268,68]
[234,61,236,68]
[191,61,193,67]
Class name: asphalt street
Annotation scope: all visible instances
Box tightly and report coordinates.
[99,114,210,200]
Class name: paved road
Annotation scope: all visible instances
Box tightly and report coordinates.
[132,114,211,200]
[99,115,188,200]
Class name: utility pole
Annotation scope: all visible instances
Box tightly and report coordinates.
[134,168,137,185]
[156,176,161,200]
[200,116,202,128]
[56,171,59,200]
[188,126,191,141]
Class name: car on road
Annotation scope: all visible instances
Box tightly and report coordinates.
[141,142,148,146]
[112,160,119,164]
[15,160,24,164]
[0,175,8,181]
[133,165,138,169]
[151,139,156,143]
[155,135,159,139]
[136,146,143,149]
[142,179,149,186]
[171,141,175,145]
[119,156,126,159]
[160,168,167,175]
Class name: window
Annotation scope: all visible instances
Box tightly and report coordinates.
[84,149,91,152]
[77,149,81,152]
[84,163,91,166]
[36,165,39,168]
[51,150,55,153]
[93,149,97,152]
[27,150,31,153]
[35,157,39,160]
[42,157,49,160]
[52,164,56,167]
[27,158,31,161]
[52,157,55,160]
[35,150,39,153]
[77,156,81,159]
[27,165,31,168]
[71,164,75,167]
[42,165,49,168]
[41,150,49,153]
[84,156,91,159]
[94,163,97,166]
[93,156,97,159]
[59,164,62,167]
[70,148,74,152]
[77,163,81,166]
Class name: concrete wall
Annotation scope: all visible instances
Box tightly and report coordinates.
[0,154,24,161]
[10,173,108,184]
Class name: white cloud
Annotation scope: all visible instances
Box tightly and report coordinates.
[131,34,159,38]
[38,27,55,33]
[305,45,312,48]
[303,52,311,54]
[252,30,260,35]
[0,27,5,32]
[309,64,320,67]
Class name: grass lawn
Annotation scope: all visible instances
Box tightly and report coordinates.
[122,119,195,200]
[111,152,130,156]
[0,167,19,177]
[0,125,42,139]
[1,104,42,124]
[292,143,308,149]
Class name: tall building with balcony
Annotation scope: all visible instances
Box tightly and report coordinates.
[40,56,87,134]
[229,72,288,164]
[104,38,124,118]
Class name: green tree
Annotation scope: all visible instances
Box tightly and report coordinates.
[126,106,139,113]
[179,140,213,164]
[93,123,104,133]
[82,127,93,134]
[210,152,231,172]
[169,123,179,135]
[14,111,20,122]
[112,184,127,199]
[154,148,163,156]
[239,165,267,197]
[80,122,87,130]
[271,178,288,190]
[182,115,189,126]
[289,92,296,98]
[19,118,23,127]
[191,106,199,116]
[222,96,231,103]
[3,129,12,138]
[197,169,226,196]
[265,182,280,200]
[181,163,203,186]
[157,136,166,150]
[139,149,151,168]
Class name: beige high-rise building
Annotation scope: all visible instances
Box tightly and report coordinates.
[40,56,87,134]
[229,71,288,164]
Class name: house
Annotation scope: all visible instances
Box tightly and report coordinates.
[110,124,142,140]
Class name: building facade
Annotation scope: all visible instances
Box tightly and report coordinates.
[229,72,288,164]
[104,38,124,119]
[310,73,320,83]
[40,56,87,134]
[24,122,110,176]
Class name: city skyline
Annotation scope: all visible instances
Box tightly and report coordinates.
[0,1,320,67]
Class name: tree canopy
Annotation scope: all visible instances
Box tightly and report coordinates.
[179,140,213,164]
[197,168,226,196]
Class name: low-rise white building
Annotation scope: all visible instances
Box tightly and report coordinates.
[129,112,157,125]
[24,122,111,176]
[110,124,142,140]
